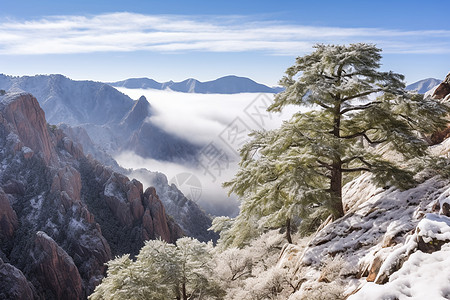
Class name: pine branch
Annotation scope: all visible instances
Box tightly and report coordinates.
[342,156,373,168]
[340,101,382,114]
[317,159,333,170]
[340,131,386,145]
[341,89,381,102]
[341,167,370,172]
[316,101,332,110]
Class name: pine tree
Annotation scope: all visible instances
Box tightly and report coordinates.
[89,238,225,300]
[221,43,449,245]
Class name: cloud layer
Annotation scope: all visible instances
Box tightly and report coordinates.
[113,88,299,216]
[0,12,449,55]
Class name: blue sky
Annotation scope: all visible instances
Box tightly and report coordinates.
[0,0,449,85]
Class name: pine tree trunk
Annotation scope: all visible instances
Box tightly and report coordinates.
[182,281,187,300]
[331,91,344,218]
[286,217,292,244]
[330,161,344,218]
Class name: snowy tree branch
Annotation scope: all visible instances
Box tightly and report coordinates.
[340,101,382,114]
[341,89,381,102]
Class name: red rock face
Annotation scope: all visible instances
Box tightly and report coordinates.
[31,232,83,300]
[143,187,172,242]
[0,189,18,239]
[432,73,450,100]
[0,93,55,163]
[51,166,82,203]
[429,73,450,144]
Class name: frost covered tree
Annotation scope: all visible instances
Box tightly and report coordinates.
[89,237,224,300]
[222,43,449,245]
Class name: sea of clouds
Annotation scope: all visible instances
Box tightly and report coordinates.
[114,88,298,216]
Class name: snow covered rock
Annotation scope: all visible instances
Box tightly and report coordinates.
[416,213,450,253]
[289,174,450,299]
[349,215,450,299]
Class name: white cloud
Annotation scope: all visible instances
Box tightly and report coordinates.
[0,12,449,55]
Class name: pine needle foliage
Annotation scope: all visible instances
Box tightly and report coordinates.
[220,43,449,246]
[89,238,224,300]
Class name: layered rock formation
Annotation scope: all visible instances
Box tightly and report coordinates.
[0,92,183,299]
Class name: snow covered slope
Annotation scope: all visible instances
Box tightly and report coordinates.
[283,162,450,299]
[406,78,441,94]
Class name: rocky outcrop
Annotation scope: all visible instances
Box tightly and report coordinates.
[0,93,55,163]
[0,258,35,300]
[120,95,151,132]
[428,73,450,144]
[0,189,18,239]
[30,232,83,300]
[432,72,450,100]
[87,160,182,248]
[143,187,172,242]
[131,169,218,243]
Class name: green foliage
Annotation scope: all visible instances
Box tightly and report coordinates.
[0,90,6,96]
[89,237,225,300]
[220,43,449,247]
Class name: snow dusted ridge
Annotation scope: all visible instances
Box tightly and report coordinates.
[406,78,441,94]
[279,170,450,299]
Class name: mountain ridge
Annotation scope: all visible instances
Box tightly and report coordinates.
[109,75,283,94]
[406,77,442,94]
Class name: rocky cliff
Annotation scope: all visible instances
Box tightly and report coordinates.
[429,73,450,144]
[0,92,182,299]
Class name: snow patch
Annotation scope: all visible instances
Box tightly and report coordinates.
[417,213,450,243]
[349,243,450,300]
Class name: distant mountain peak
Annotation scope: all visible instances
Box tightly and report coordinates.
[406,78,442,94]
[109,75,283,94]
